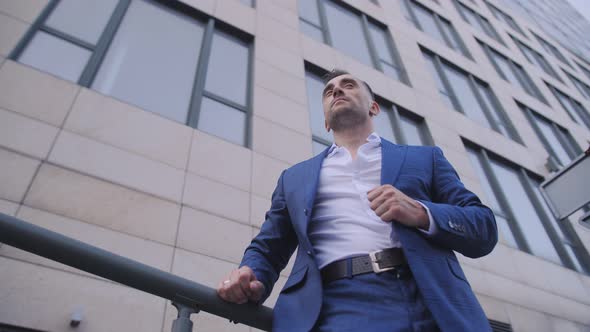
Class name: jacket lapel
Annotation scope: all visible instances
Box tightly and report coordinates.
[380,138,407,186]
[301,147,329,236]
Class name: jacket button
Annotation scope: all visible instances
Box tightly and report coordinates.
[304,209,309,216]
[306,250,313,256]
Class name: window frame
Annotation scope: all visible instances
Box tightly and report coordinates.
[546,83,590,130]
[422,49,522,143]
[466,142,590,273]
[510,34,562,83]
[484,1,525,38]
[298,0,409,84]
[402,0,471,59]
[564,70,590,100]
[10,0,255,147]
[533,32,573,69]
[479,40,547,103]
[518,102,581,166]
[453,0,504,46]
[375,96,433,146]
[575,60,590,82]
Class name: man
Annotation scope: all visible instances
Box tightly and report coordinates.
[217,69,497,331]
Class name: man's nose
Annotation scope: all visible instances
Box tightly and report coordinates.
[333,85,344,97]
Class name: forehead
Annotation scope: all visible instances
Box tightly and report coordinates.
[325,74,359,87]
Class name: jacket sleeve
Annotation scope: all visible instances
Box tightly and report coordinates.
[419,146,498,258]
[239,170,298,303]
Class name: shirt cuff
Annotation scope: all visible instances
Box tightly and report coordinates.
[416,201,437,236]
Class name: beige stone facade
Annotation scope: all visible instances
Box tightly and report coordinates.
[0,0,589,331]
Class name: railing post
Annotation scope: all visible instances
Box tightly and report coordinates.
[171,302,199,332]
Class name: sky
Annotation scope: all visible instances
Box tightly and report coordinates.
[567,0,590,23]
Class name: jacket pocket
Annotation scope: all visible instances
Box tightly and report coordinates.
[280,266,308,294]
[447,257,469,284]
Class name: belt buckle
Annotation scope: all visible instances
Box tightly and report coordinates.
[369,250,395,273]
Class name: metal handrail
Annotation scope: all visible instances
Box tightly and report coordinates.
[0,212,273,331]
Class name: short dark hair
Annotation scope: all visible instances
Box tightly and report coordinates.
[321,69,375,100]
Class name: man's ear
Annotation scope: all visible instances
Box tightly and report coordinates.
[369,101,380,117]
[325,120,331,132]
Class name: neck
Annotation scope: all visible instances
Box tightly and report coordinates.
[332,121,374,159]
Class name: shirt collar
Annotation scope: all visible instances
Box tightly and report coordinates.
[326,132,381,158]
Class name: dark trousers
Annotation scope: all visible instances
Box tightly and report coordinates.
[313,266,440,332]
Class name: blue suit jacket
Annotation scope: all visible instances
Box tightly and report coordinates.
[241,139,497,331]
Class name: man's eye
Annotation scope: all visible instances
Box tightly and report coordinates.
[324,90,333,97]
[345,83,354,88]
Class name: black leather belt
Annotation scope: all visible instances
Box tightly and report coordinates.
[321,248,407,284]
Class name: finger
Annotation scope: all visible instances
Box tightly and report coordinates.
[217,281,227,300]
[373,202,389,218]
[228,282,248,304]
[370,195,387,210]
[238,269,252,297]
[367,186,384,201]
[249,280,265,302]
[228,270,248,303]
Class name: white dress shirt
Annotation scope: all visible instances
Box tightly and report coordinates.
[308,133,434,268]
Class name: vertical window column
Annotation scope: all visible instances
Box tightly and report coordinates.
[422,50,521,142]
[466,144,590,272]
[298,0,408,83]
[479,41,546,103]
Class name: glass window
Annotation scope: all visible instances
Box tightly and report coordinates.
[298,0,324,42]
[376,102,429,145]
[204,31,249,106]
[422,50,520,142]
[399,114,425,145]
[300,20,324,43]
[240,0,254,8]
[400,0,414,22]
[12,0,253,147]
[423,55,454,109]
[455,1,502,44]
[535,118,571,165]
[413,4,446,43]
[576,62,590,82]
[367,22,405,81]
[489,159,562,263]
[374,103,397,143]
[324,1,373,67]
[305,71,333,143]
[535,33,571,67]
[198,97,246,145]
[467,144,590,271]
[312,141,329,155]
[18,31,91,82]
[476,84,511,137]
[485,1,524,36]
[566,72,590,100]
[439,19,463,51]
[512,36,561,81]
[92,0,204,123]
[444,65,491,128]
[550,86,590,128]
[482,42,544,101]
[492,51,523,87]
[298,0,406,82]
[299,0,321,25]
[467,149,518,247]
[45,0,119,44]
